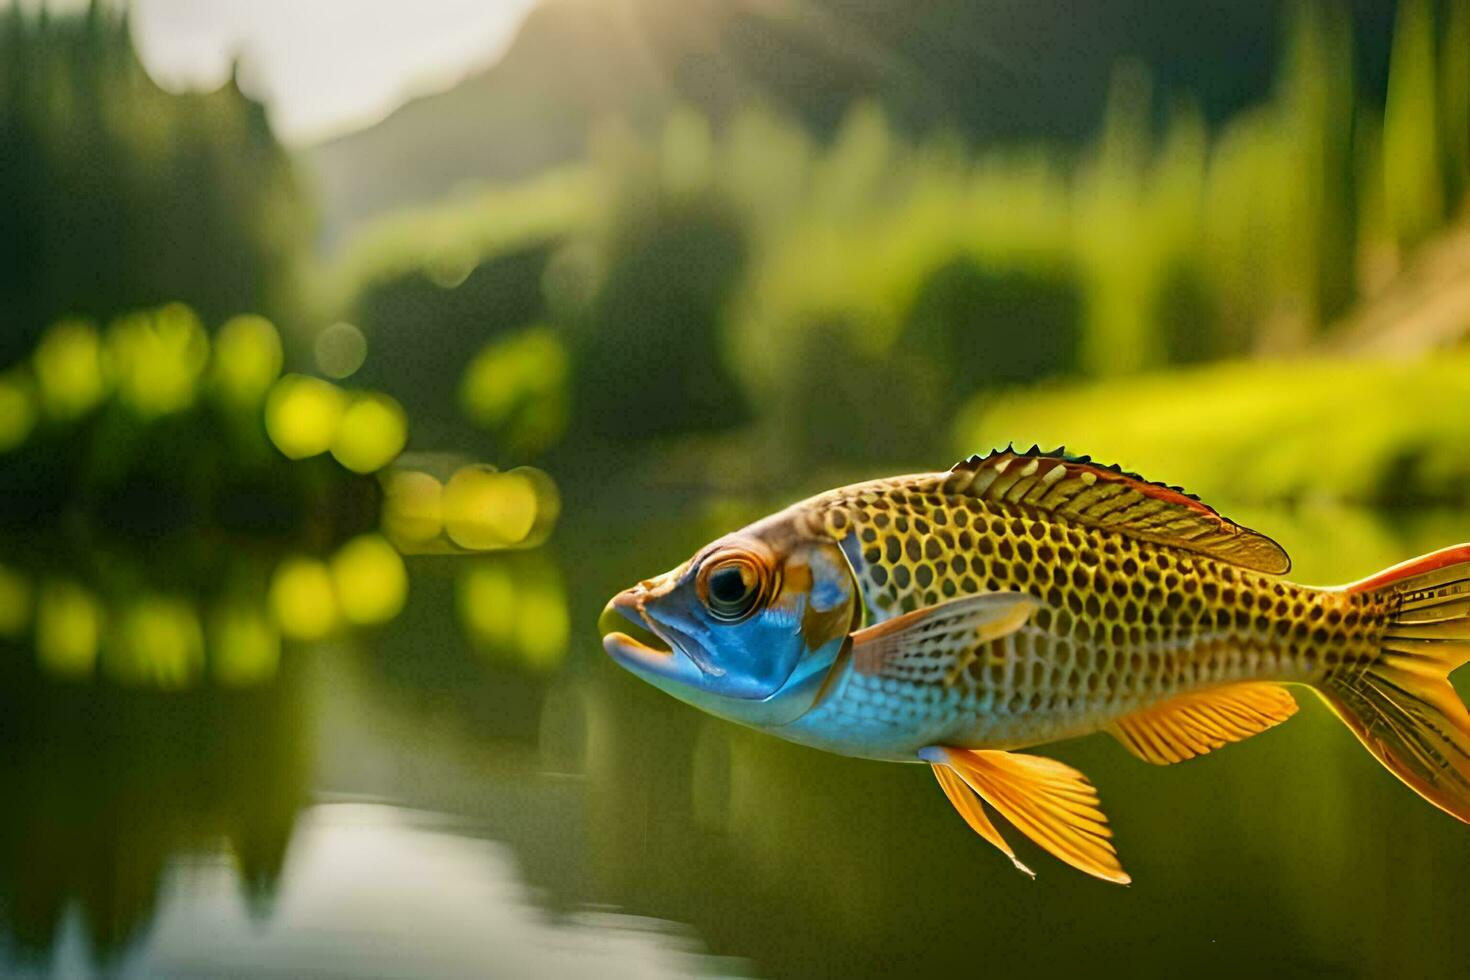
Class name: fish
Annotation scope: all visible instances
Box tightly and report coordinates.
[599,446,1470,883]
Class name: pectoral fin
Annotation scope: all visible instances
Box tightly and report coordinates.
[1107,683,1298,765]
[922,746,1130,884]
[851,592,1039,683]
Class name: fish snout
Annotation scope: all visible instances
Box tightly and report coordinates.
[599,582,676,662]
[636,567,682,598]
[611,583,645,617]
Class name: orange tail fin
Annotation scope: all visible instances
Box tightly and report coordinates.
[1315,544,1470,821]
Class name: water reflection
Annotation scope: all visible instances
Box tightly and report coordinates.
[0,652,307,969]
[551,503,1470,979]
[458,553,570,670]
[0,305,397,547]
[5,503,1470,978]
[380,457,560,554]
[4,799,732,979]
[2,534,407,685]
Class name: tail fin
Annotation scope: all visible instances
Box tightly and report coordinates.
[1317,544,1470,821]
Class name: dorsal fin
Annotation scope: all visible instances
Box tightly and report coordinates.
[948,445,1291,575]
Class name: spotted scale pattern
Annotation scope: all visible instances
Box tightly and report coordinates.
[792,466,1390,751]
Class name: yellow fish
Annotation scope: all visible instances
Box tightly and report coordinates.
[600,447,1470,883]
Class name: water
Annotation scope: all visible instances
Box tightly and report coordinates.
[4,502,1470,979]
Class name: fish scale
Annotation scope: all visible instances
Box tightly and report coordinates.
[793,470,1388,750]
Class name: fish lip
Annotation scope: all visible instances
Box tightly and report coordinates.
[602,630,672,669]
[600,588,730,683]
[600,572,730,680]
[599,592,675,659]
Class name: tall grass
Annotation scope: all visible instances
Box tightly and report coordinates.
[955,355,1470,507]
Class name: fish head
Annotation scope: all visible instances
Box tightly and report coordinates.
[600,516,858,725]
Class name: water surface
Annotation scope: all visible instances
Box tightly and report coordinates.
[4,502,1470,979]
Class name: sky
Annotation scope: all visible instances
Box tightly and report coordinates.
[24,0,540,144]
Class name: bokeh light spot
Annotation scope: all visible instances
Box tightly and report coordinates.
[330,534,409,625]
[444,465,557,549]
[0,563,33,637]
[457,562,516,647]
[514,588,570,669]
[269,557,340,640]
[427,249,475,289]
[459,326,570,455]
[33,319,108,421]
[456,556,569,672]
[330,393,408,473]
[0,371,37,453]
[381,470,444,543]
[36,581,102,680]
[107,595,205,689]
[210,603,282,687]
[265,374,348,459]
[314,321,369,379]
[213,314,284,405]
[542,243,604,321]
[107,303,209,418]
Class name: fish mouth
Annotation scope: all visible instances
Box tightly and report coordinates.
[599,592,675,662]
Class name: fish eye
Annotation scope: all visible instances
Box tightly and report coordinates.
[700,552,765,622]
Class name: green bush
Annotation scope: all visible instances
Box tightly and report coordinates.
[330,2,1470,476]
[955,355,1470,506]
[0,4,312,365]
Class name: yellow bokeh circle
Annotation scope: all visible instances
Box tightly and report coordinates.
[330,393,408,474]
[330,534,409,625]
[265,375,348,459]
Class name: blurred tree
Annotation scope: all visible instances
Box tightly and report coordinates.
[350,245,556,453]
[0,658,308,966]
[346,131,752,461]
[1154,260,1224,365]
[1445,0,1470,207]
[570,197,750,444]
[328,2,1470,480]
[901,257,1083,411]
[0,1,312,369]
[1383,0,1446,249]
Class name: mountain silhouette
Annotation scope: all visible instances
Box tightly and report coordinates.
[305,0,1398,245]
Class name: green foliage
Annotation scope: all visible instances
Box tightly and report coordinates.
[1443,0,1470,206]
[955,355,1470,506]
[569,146,751,445]
[307,0,1409,245]
[330,1,1470,482]
[460,326,571,456]
[344,118,754,458]
[347,243,559,454]
[0,3,312,366]
[1384,0,1446,249]
[0,304,384,541]
[328,170,598,303]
